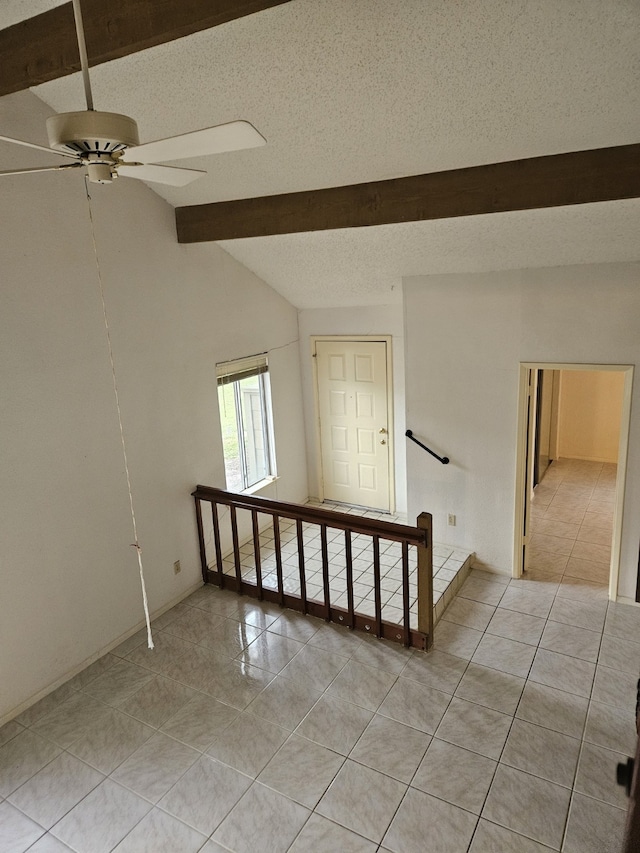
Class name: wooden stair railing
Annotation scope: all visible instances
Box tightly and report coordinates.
[192,486,434,650]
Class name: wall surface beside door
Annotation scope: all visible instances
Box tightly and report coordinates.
[0,92,308,722]
[298,306,407,514]
[403,263,640,599]
[557,370,625,462]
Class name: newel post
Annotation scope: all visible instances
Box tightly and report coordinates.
[416,512,434,650]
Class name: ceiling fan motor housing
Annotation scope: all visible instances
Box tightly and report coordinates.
[46,111,140,156]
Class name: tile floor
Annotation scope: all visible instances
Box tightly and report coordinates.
[217,500,473,630]
[528,458,617,587]
[1,460,637,853]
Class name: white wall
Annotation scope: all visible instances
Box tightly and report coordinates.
[557,369,625,462]
[0,92,308,722]
[298,305,407,515]
[404,263,640,599]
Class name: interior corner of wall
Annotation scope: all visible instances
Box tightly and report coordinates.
[469,558,511,579]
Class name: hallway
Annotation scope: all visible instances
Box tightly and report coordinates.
[528,458,617,587]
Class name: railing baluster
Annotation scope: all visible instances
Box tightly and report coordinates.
[211,503,224,588]
[296,519,308,614]
[230,505,242,590]
[273,515,285,607]
[345,530,355,630]
[373,535,382,638]
[194,497,208,584]
[192,486,434,651]
[417,512,434,650]
[401,540,410,647]
[252,510,263,600]
[320,523,331,621]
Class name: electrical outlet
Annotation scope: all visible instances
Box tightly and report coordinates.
[173,560,181,575]
[447,514,456,526]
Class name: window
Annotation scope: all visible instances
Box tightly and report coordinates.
[216,354,275,491]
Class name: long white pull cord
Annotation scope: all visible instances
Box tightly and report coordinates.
[84,179,154,648]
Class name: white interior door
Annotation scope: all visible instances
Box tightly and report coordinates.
[315,339,391,511]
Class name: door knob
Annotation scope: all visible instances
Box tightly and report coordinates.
[379,427,387,434]
[380,439,387,445]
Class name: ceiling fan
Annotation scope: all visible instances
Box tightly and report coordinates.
[0,0,266,186]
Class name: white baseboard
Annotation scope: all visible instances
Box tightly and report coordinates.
[1,578,204,728]
[615,595,640,609]
[470,560,511,579]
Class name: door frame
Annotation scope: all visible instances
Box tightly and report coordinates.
[513,362,634,600]
[311,335,396,513]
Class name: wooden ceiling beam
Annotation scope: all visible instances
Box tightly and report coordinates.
[0,0,292,97]
[175,144,640,243]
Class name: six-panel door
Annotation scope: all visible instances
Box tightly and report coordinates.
[315,339,390,511]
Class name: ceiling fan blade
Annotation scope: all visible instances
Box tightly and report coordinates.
[117,163,206,186]
[0,133,79,160]
[0,163,83,177]
[120,121,266,165]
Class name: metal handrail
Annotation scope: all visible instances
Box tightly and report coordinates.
[405,430,450,465]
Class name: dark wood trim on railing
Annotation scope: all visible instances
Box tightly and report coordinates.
[202,567,431,648]
[401,540,411,648]
[373,535,383,638]
[417,512,435,648]
[192,485,426,543]
[192,486,433,650]
[230,505,241,586]
[273,516,284,607]
[345,530,355,631]
[320,524,331,622]
[296,519,307,614]
[194,497,207,584]
[251,510,263,600]
[211,504,223,589]
[405,430,450,465]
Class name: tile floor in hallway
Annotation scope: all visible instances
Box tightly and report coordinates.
[528,458,617,587]
[1,459,637,853]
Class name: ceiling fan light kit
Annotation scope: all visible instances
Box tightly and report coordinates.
[45,110,138,183]
[46,111,140,154]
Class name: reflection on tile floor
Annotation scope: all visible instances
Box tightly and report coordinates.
[217,500,473,630]
[1,462,636,852]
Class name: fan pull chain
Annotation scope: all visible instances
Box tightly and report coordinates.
[83,178,154,649]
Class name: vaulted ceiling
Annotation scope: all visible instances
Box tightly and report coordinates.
[1,0,639,308]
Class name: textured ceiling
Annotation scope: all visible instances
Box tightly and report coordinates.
[0,0,64,28]
[218,200,640,308]
[1,0,639,307]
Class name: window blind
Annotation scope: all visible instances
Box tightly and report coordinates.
[216,353,268,386]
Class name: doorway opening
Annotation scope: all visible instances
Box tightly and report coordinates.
[311,336,395,513]
[514,363,633,600]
